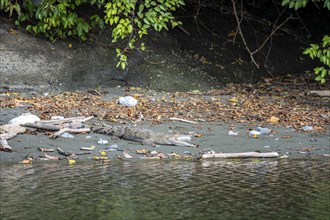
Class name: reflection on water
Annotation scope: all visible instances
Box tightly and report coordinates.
[1,159,329,220]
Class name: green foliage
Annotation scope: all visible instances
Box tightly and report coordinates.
[0,0,184,69]
[282,0,330,10]
[303,35,330,83]
[103,0,184,69]
[0,0,21,17]
[282,0,330,83]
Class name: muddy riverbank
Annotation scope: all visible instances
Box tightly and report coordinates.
[1,79,329,162]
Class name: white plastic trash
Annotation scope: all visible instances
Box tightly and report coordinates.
[176,135,192,141]
[118,96,138,106]
[256,127,271,134]
[249,130,261,137]
[9,113,40,125]
[60,132,74,138]
[302,125,313,131]
[51,116,65,120]
[228,131,239,136]
[97,138,108,145]
[105,144,119,151]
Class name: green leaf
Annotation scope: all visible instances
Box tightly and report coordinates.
[32,26,38,33]
[323,35,330,47]
[140,42,145,51]
[321,68,327,77]
[121,62,126,69]
[314,67,320,74]
[139,4,144,13]
[82,22,89,32]
[143,18,150,25]
[26,25,32,32]
[315,75,323,81]
[289,1,295,8]
[127,24,133,33]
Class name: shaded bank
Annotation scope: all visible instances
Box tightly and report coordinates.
[1,3,327,92]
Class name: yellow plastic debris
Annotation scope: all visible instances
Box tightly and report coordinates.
[229,97,238,103]
[93,156,108,160]
[68,159,76,165]
[268,116,280,124]
[20,159,31,164]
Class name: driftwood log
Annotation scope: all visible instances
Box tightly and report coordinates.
[0,136,15,151]
[21,116,93,138]
[200,151,279,159]
[22,122,61,131]
[0,124,27,152]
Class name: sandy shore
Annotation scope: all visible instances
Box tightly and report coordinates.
[1,107,329,162]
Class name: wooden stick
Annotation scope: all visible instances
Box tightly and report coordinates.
[51,128,91,138]
[176,25,190,36]
[200,151,279,159]
[309,90,330,97]
[169,117,198,124]
[57,147,73,157]
[38,116,94,124]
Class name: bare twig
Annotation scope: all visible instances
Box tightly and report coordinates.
[231,0,260,68]
[176,26,191,36]
[251,15,294,55]
[231,0,296,69]
[169,117,198,124]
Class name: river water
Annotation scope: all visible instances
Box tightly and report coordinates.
[1,159,329,220]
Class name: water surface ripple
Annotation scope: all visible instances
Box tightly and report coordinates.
[1,159,329,220]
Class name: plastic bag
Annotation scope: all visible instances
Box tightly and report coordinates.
[118,96,138,106]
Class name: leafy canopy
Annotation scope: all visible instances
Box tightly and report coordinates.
[0,0,184,69]
[282,0,330,83]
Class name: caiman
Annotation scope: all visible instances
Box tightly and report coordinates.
[85,122,196,147]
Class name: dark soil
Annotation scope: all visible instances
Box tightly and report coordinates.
[1,2,330,92]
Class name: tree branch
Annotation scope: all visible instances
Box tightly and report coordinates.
[231,0,260,68]
[231,0,297,70]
